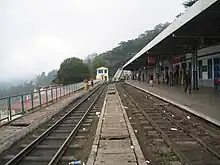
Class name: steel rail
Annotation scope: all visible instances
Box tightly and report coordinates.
[154,103,220,160]
[120,86,193,165]
[48,84,106,165]
[125,83,220,161]
[5,84,104,165]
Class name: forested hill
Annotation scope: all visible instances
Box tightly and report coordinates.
[0,70,57,97]
[87,22,170,77]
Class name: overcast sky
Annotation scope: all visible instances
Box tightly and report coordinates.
[0,0,184,81]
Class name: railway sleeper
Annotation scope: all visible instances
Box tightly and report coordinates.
[84,119,93,123]
[19,144,84,149]
[30,135,68,140]
[62,120,81,124]
[137,116,148,120]
[140,120,150,125]
[142,126,155,131]
[152,120,171,125]
[57,123,77,127]
[3,155,77,161]
[183,150,220,162]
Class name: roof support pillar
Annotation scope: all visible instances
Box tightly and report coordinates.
[133,70,138,80]
[140,68,147,82]
[169,64,174,86]
[192,51,199,90]
[131,71,135,80]
[144,67,147,82]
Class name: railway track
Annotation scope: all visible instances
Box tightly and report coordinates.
[117,83,220,165]
[0,84,106,165]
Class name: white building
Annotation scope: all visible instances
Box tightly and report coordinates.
[177,44,220,88]
[96,67,109,81]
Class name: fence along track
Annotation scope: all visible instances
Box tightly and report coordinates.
[3,84,106,165]
[117,83,220,165]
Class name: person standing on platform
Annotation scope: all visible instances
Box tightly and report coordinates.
[165,72,169,85]
[91,78,94,87]
[148,73,151,83]
[156,73,160,84]
[149,74,154,87]
[184,71,191,94]
[84,78,89,90]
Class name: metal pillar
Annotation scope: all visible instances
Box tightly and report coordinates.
[145,68,148,82]
[121,69,124,80]
[144,68,147,82]
[153,65,158,81]
[192,51,199,90]
[138,70,141,81]
[156,64,160,73]
[132,71,135,80]
[134,70,137,80]
[141,69,146,81]
[156,64,160,84]
[169,65,173,86]
[163,66,166,84]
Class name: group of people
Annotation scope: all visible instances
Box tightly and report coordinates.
[147,71,192,94]
[84,78,94,90]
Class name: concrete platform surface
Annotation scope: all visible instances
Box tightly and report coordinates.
[0,83,100,155]
[87,84,147,165]
[126,80,220,127]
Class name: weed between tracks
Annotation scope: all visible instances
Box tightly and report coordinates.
[154,150,178,165]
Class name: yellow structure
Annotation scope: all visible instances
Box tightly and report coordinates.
[84,79,89,90]
[96,66,109,81]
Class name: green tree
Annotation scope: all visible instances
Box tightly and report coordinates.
[36,72,46,85]
[35,70,57,86]
[183,0,198,8]
[46,70,57,84]
[54,57,90,85]
[90,56,107,75]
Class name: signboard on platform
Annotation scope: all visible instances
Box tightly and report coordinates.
[147,56,156,65]
[171,56,180,64]
[160,60,169,67]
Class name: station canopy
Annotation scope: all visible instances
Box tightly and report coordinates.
[123,0,220,70]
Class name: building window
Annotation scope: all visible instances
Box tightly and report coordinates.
[208,59,212,79]
[198,60,202,79]
[98,70,103,74]
[104,70,107,73]
[214,58,220,79]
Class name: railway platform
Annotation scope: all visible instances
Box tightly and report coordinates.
[87,84,147,165]
[125,80,220,127]
[0,82,100,155]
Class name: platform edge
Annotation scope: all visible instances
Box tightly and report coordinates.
[86,91,108,165]
[116,89,147,165]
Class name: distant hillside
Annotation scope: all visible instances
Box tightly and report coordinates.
[0,70,57,97]
[86,22,170,77]
[84,53,98,64]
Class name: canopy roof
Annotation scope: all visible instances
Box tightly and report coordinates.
[123,0,220,70]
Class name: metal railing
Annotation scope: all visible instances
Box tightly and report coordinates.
[0,82,87,123]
